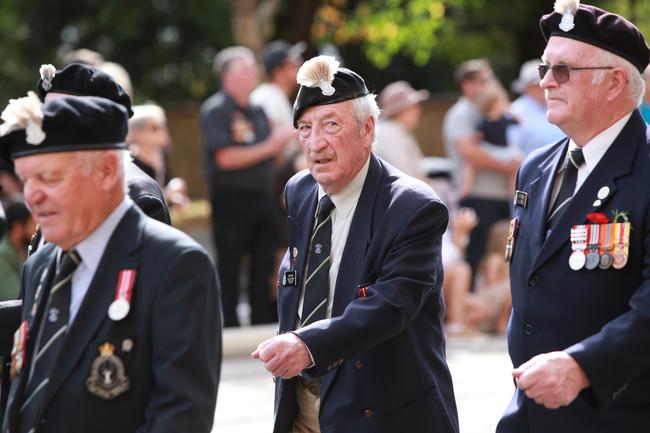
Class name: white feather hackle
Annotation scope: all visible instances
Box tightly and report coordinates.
[554,0,580,14]
[0,91,46,144]
[297,56,340,96]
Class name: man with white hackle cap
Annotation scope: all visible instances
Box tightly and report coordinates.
[0,94,221,433]
[498,1,650,432]
[253,55,459,433]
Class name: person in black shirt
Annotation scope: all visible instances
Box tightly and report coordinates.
[200,46,295,327]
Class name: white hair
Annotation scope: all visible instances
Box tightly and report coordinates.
[351,93,380,131]
[76,149,130,193]
[591,48,645,106]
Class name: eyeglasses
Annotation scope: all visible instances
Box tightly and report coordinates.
[538,64,614,84]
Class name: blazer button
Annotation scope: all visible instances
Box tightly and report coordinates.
[355,360,364,370]
[523,324,535,336]
[528,275,539,286]
[364,409,373,418]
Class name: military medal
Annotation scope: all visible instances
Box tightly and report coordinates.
[569,225,588,270]
[585,224,600,270]
[504,218,518,263]
[10,320,28,380]
[108,269,136,321]
[85,342,130,399]
[612,222,630,269]
[598,223,613,270]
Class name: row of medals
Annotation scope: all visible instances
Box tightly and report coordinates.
[569,222,630,271]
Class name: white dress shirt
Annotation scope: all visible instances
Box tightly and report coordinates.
[66,197,132,324]
[550,111,633,208]
[298,157,370,321]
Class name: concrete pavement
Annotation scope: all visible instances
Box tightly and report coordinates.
[213,327,514,433]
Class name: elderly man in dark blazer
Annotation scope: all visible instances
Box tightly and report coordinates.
[252,56,458,433]
[497,2,650,432]
[0,94,221,433]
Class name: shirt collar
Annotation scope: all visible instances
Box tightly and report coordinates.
[318,156,370,220]
[568,111,633,171]
[69,197,133,274]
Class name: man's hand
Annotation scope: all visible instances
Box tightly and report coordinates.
[513,351,590,409]
[251,332,312,379]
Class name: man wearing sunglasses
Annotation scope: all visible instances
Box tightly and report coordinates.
[498,2,650,433]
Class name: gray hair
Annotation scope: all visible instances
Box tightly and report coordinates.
[212,46,255,78]
[77,149,130,193]
[591,48,645,106]
[351,94,380,131]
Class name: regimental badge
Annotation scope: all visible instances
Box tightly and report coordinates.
[85,342,130,399]
[314,243,323,254]
[10,321,28,380]
[504,218,519,263]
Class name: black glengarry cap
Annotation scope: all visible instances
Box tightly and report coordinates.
[292,56,369,127]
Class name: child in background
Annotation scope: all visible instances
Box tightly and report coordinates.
[462,220,512,334]
[460,80,521,198]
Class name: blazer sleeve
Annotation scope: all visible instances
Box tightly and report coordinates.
[296,198,449,376]
[136,248,222,433]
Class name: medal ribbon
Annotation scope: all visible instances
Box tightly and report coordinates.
[114,269,136,305]
[588,224,599,251]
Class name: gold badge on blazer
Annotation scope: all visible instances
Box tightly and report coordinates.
[85,342,130,399]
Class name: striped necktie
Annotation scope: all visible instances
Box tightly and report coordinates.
[300,195,335,327]
[547,147,585,232]
[19,250,81,432]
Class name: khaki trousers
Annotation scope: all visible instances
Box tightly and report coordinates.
[290,379,321,433]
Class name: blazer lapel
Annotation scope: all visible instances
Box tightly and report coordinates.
[532,112,643,273]
[279,183,318,333]
[39,206,144,413]
[525,139,568,261]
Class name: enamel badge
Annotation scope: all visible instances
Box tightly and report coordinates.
[85,342,130,399]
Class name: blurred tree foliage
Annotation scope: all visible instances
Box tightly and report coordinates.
[0,0,647,104]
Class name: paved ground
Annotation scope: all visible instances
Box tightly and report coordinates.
[213,333,514,433]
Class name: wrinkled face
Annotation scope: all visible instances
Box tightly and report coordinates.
[15,152,107,250]
[540,37,610,132]
[297,100,373,195]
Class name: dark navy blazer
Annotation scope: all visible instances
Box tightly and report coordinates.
[498,111,650,433]
[273,154,459,433]
[3,206,221,433]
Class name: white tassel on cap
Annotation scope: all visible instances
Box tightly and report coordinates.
[39,64,56,91]
[0,91,46,145]
[296,55,339,96]
[554,0,580,32]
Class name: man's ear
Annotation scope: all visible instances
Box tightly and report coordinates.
[606,68,628,102]
[99,151,122,190]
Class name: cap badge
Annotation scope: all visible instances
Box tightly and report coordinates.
[554,0,580,32]
[39,64,57,92]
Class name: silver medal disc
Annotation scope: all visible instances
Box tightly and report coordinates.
[569,251,586,270]
[108,298,130,321]
[585,251,600,270]
[598,252,613,270]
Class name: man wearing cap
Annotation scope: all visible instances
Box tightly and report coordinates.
[374,80,430,183]
[201,46,295,327]
[509,59,564,156]
[498,1,650,432]
[36,63,171,226]
[252,56,458,433]
[0,95,221,433]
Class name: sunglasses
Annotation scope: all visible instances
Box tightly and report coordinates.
[538,64,614,84]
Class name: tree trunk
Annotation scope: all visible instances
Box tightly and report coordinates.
[230,0,282,54]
